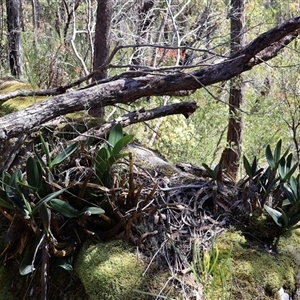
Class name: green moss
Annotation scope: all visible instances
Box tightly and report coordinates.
[0,265,14,300]
[209,230,297,300]
[0,79,45,112]
[75,240,146,300]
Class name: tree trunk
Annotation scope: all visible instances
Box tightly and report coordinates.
[6,0,22,77]
[92,0,112,81]
[221,0,245,180]
[91,0,112,117]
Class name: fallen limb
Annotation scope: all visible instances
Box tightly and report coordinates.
[0,16,298,141]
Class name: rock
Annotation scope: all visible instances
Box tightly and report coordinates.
[278,287,291,300]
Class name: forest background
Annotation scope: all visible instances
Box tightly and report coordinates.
[1,0,300,179]
[1,1,300,299]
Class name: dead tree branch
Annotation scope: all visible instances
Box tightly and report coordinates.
[0,16,299,141]
[73,101,198,141]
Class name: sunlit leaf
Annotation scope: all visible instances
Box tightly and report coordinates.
[79,206,105,216]
[108,123,123,147]
[283,183,296,204]
[264,204,285,227]
[19,251,36,275]
[21,193,32,216]
[55,258,73,271]
[111,135,134,156]
[51,142,79,168]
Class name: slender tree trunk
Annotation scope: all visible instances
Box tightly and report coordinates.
[92,0,112,81]
[221,0,245,180]
[91,0,112,117]
[6,0,22,78]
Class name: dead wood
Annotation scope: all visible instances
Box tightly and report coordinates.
[0,16,298,141]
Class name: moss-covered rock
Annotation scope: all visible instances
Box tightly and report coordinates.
[209,230,297,300]
[75,240,147,300]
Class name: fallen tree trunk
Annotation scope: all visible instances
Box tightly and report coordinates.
[0,16,299,141]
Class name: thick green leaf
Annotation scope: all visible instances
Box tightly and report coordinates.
[282,199,291,207]
[213,164,220,180]
[290,176,298,195]
[108,123,124,147]
[202,163,216,180]
[278,156,286,179]
[5,182,27,215]
[21,193,32,216]
[79,206,105,216]
[265,144,275,169]
[40,134,51,166]
[97,169,112,188]
[243,155,252,177]
[26,156,43,191]
[273,139,282,164]
[55,258,73,271]
[51,142,79,168]
[95,147,110,178]
[19,251,36,275]
[50,199,79,218]
[278,153,297,182]
[283,183,296,204]
[85,136,94,148]
[264,205,284,227]
[39,203,51,234]
[111,135,134,156]
[11,169,23,185]
[290,176,300,200]
[277,207,289,228]
[33,189,66,213]
[286,153,293,168]
[33,145,47,168]
[283,163,298,182]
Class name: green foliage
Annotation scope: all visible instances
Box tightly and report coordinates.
[243,140,300,236]
[243,155,257,178]
[38,134,79,170]
[0,123,134,280]
[190,239,232,298]
[202,163,220,181]
[95,123,134,187]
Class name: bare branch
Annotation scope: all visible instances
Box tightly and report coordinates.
[73,101,198,141]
